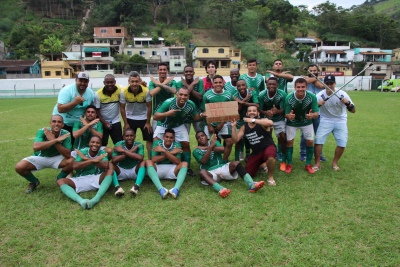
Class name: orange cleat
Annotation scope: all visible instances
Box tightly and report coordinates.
[280,162,286,172]
[305,165,315,174]
[285,164,292,173]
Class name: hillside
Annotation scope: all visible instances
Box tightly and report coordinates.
[360,0,400,19]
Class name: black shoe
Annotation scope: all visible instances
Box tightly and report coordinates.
[130,184,139,195]
[187,168,196,177]
[26,180,40,194]
[114,185,125,196]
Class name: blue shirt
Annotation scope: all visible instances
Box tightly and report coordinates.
[52,83,94,127]
[307,78,324,95]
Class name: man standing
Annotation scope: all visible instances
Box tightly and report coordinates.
[313,75,355,171]
[239,58,265,94]
[284,78,319,174]
[15,115,74,193]
[53,72,95,145]
[94,74,123,147]
[120,71,153,156]
[202,60,225,93]
[146,129,188,199]
[231,105,277,186]
[224,68,240,94]
[149,63,177,132]
[299,64,326,162]
[265,59,294,93]
[153,87,206,176]
[193,132,265,198]
[258,77,287,171]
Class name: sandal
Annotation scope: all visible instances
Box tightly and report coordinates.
[332,166,340,171]
[312,166,321,171]
[260,162,268,173]
[267,180,276,186]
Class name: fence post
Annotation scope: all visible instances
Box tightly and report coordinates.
[14,84,16,98]
[396,79,398,93]
[53,84,56,96]
[34,84,36,98]
[381,79,383,92]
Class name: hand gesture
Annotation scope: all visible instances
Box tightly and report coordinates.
[265,110,274,118]
[164,77,174,85]
[233,96,242,104]
[167,109,181,117]
[193,76,200,85]
[243,92,251,102]
[152,145,166,153]
[193,146,208,150]
[305,109,313,120]
[210,134,218,147]
[200,111,207,118]
[282,71,291,74]
[75,149,89,160]
[170,147,183,154]
[181,76,188,88]
[243,117,253,123]
[248,87,255,92]
[340,98,349,105]
[92,153,107,163]
[230,120,237,128]
[74,93,86,104]
[318,100,326,106]
[150,76,159,86]
[287,110,295,120]
[79,116,88,126]
[113,145,125,153]
[130,144,143,152]
[271,105,278,115]
[56,133,70,142]
[144,122,153,134]
[140,78,147,87]
[103,121,111,130]
[44,127,56,141]
[88,118,100,126]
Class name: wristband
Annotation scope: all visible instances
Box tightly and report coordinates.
[345,102,350,107]
[347,104,355,111]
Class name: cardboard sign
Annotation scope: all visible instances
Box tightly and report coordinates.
[205,101,239,124]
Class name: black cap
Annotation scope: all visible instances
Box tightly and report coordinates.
[324,74,335,83]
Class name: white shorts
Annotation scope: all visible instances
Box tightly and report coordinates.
[71,146,107,158]
[286,125,314,141]
[208,163,238,182]
[23,155,64,172]
[153,124,189,142]
[184,121,204,134]
[152,119,158,132]
[156,164,177,179]
[68,174,101,193]
[117,167,138,180]
[204,122,231,139]
[271,121,286,137]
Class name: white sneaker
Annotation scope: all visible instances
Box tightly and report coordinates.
[114,186,125,196]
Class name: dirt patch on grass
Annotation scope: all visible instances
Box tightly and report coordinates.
[189,28,233,47]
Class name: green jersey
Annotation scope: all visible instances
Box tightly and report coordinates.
[74,148,108,177]
[258,89,287,122]
[224,82,237,95]
[112,140,144,169]
[239,73,266,94]
[202,89,234,127]
[193,141,224,171]
[149,78,177,115]
[265,73,293,93]
[32,128,72,157]
[233,89,259,127]
[151,140,182,165]
[156,97,198,128]
[285,92,319,127]
[176,79,204,123]
[72,121,103,150]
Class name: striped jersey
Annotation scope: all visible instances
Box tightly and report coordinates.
[33,128,72,157]
[156,97,197,128]
[265,73,293,93]
[224,81,237,95]
[72,121,103,150]
[112,140,144,169]
[233,89,259,127]
[74,148,108,177]
[193,141,225,171]
[151,140,182,165]
[239,73,266,94]
[202,89,234,127]
[149,78,177,115]
[258,89,287,122]
[285,92,319,127]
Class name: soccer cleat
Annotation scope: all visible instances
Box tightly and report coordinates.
[276,153,282,162]
[280,162,286,172]
[239,152,245,161]
[218,188,231,198]
[26,180,40,194]
[130,184,139,195]
[320,156,327,162]
[305,165,315,174]
[187,168,196,177]
[169,188,179,199]
[114,186,125,196]
[159,187,169,199]
[299,155,306,161]
[285,164,293,173]
[249,181,265,193]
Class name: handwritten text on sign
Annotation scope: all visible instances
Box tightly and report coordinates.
[205,101,240,124]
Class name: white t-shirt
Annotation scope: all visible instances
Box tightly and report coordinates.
[93,86,122,124]
[316,90,354,123]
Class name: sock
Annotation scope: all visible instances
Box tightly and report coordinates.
[277,144,282,155]
[243,173,254,186]
[22,172,38,183]
[60,184,88,209]
[212,182,224,192]
[88,174,112,209]
[57,171,68,180]
[286,147,293,165]
[174,167,187,190]
[147,166,163,190]
[235,162,247,178]
[112,171,119,187]
[282,152,287,163]
[306,146,314,165]
[235,147,240,161]
[135,167,146,186]
[182,151,191,168]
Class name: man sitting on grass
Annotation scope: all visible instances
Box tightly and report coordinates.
[15,115,74,193]
[111,128,146,197]
[57,135,112,209]
[193,132,265,198]
[146,129,188,199]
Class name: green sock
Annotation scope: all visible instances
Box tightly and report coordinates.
[147,166,163,190]
[135,167,146,186]
[243,173,254,186]
[277,144,282,155]
[286,146,293,165]
[112,171,119,187]
[174,167,187,190]
[306,146,314,165]
[212,182,224,192]
[282,153,286,164]
[88,175,112,209]
[22,172,38,183]
[235,147,240,161]
[57,171,68,180]
[60,184,88,209]
[182,151,191,168]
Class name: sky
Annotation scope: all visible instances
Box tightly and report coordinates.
[289,0,366,9]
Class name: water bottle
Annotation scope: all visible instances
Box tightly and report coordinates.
[109,120,112,129]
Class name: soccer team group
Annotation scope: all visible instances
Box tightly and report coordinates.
[14,59,356,209]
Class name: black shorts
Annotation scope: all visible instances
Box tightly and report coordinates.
[127,119,153,141]
[102,122,123,146]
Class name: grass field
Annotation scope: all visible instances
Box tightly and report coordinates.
[1,91,400,266]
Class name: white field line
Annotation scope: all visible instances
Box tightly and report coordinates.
[0,137,35,143]
[0,105,42,114]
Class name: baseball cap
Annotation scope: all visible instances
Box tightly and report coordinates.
[77,72,89,80]
[324,74,335,83]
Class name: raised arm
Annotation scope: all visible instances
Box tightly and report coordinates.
[58,93,86,113]
[230,120,245,143]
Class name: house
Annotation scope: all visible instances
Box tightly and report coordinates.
[133,37,164,48]
[41,53,73,79]
[63,51,84,75]
[93,27,127,54]
[81,43,113,78]
[391,47,400,62]
[0,60,41,78]
[309,41,353,65]
[160,46,186,73]
[70,44,84,52]
[191,46,246,76]
[353,48,392,79]
[294,38,318,48]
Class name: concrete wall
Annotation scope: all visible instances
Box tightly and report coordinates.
[6,74,42,79]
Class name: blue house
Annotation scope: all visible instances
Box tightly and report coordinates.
[0,60,41,75]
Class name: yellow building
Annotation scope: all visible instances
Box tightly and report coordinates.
[391,48,400,62]
[191,46,247,76]
[41,53,73,78]
[319,63,352,76]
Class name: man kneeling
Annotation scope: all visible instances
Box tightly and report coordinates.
[193,132,265,198]
[57,135,112,209]
[146,129,188,199]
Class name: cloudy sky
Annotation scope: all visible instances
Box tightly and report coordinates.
[289,0,366,9]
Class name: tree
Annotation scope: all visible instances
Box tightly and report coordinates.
[152,35,159,44]
[296,44,312,62]
[209,0,248,36]
[252,5,270,39]
[129,54,148,71]
[40,35,64,61]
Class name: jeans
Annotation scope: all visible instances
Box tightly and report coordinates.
[300,115,322,156]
